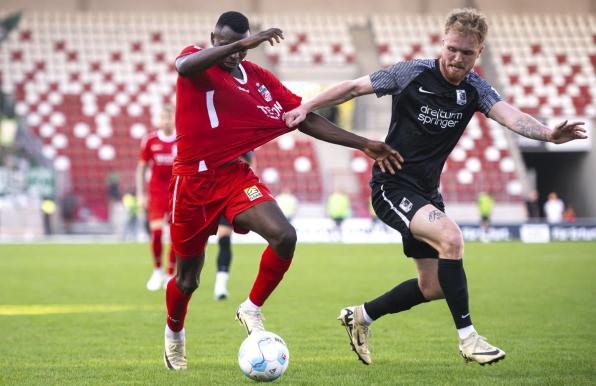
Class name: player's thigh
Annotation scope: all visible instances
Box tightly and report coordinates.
[371,184,438,258]
[217,217,233,237]
[410,204,464,258]
[233,200,294,241]
[149,219,164,231]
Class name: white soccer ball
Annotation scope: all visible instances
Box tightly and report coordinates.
[238,331,289,382]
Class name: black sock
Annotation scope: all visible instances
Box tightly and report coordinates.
[216,235,232,272]
[364,278,428,320]
[438,258,472,329]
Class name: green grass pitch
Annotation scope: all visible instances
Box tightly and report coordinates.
[1,242,595,385]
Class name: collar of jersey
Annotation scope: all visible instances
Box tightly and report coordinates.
[231,63,248,85]
[157,130,176,143]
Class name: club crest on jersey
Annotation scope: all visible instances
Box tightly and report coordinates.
[399,197,413,213]
[456,89,467,106]
[244,185,263,201]
[256,83,272,102]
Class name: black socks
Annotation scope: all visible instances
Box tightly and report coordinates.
[216,235,232,272]
[438,258,472,329]
[364,278,428,320]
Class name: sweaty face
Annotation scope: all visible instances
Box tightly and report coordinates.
[439,29,483,85]
[211,25,249,72]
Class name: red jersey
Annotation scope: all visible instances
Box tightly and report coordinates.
[140,130,177,197]
[173,45,302,175]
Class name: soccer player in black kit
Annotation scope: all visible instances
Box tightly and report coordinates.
[285,8,586,366]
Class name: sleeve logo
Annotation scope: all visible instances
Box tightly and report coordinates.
[244,185,263,201]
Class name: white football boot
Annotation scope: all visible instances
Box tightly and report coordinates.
[146,268,164,291]
[164,329,187,370]
[213,272,229,301]
[337,305,372,365]
[459,331,506,365]
[235,306,265,335]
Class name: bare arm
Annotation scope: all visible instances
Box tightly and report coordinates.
[136,161,148,209]
[284,76,374,128]
[175,28,284,77]
[488,101,587,144]
[299,113,403,174]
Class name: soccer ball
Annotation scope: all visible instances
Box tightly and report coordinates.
[238,331,289,382]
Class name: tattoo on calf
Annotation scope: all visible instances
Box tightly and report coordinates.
[428,210,446,222]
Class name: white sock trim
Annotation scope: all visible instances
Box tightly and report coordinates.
[215,271,229,284]
[165,325,185,341]
[360,305,374,325]
[457,325,476,340]
[240,298,261,311]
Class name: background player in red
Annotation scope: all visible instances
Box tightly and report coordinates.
[163,11,403,370]
[136,105,177,291]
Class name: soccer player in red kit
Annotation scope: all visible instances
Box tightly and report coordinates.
[136,106,177,291]
[163,11,404,370]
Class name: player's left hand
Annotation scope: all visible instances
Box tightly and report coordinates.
[549,120,587,144]
[283,106,309,128]
[362,140,404,175]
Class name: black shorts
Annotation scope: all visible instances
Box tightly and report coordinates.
[371,182,445,259]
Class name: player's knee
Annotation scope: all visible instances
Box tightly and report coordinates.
[279,226,297,248]
[270,225,297,257]
[176,276,199,295]
[439,231,464,259]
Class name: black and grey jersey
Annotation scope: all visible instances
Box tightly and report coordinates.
[369,59,502,196]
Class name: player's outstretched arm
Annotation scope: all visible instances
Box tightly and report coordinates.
[298,113,403,174]
[284,75,374,128]
[488,101,587,144]
[176,28,284,77]
[135,161,148,209]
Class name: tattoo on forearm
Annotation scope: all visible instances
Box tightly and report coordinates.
[512,115,550,141]
[428,210,446,222]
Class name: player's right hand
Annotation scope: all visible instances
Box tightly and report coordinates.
[362,140,404,175]
[283,105,309,128]
[241,28,284,50]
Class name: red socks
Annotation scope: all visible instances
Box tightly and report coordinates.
[249,246,292,307]
[166,247,176,275]
[151,229,163,268]
[165,278,192,332]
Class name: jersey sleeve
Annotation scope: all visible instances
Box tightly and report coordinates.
[139,136,151,162]
[467,72,503,116]
[370,59,433,97]
[176,45,200,61]
[254,64,302,110]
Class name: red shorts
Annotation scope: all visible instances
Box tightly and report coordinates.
[147,193,169,222]
[169,161,274,257]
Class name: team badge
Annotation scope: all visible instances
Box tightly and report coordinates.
[399,197,413,213]
[244,185,263,201]
[456,89,467,106]
[256,83,272,102]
